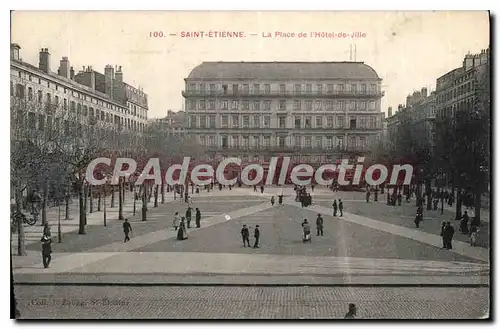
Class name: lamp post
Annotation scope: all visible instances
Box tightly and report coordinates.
[133,185,137,216]
[103,179,108,227]
[57,200,62,243]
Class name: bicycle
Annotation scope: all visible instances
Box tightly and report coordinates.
[11,211,37,226]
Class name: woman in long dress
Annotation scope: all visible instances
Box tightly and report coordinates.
[177,217,188,240]
[173,212,181,231]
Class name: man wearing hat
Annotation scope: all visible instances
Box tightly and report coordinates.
[41,234,52,268]
[253,225,260,248]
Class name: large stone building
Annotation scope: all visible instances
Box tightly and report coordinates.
[10,44,148,148]
[385,87,436,153]
[182,61,385,164]
[435,48,490,119]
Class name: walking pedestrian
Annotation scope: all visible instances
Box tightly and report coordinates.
[260,185,264,194]
[173,212,181,230]
[332,200,338,216]
[41,234,52,268]
[338,199,343,217]
[123,218,132,243]
[366,189,371,202]
[344,303,357,319]
[43,222,51,237]
[186,206,192,228]
[271,196,275,206]
[278,194,283,205]
[177,217,188,240]
[444,221,455,249]
[316,214,324,236]
[440,221,446,248]
[253,185,257,192]
[241,224,250,247]
[195,208,201,228]
[253,225,260,248]
[302,219,311,243]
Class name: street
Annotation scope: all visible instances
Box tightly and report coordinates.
[14,285,489,319]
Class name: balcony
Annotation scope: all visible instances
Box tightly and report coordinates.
[182,90,385,98]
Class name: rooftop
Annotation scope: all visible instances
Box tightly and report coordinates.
[187,61,381,80]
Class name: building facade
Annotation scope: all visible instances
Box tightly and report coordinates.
[182,61,385,164]
[148,110,186,137]
[385,87,436,153]
[435,48,490,119]
[10,44,148,149]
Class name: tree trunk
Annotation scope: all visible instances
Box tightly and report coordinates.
[103,191,107,227]
[133,191,137,216]
[16,188,26,256]
[89,185,93,213]
[65,190,70,220]
[474,187,482,224]
[78,182,86,234]
[118,178,124,220]
[154,185,159,208]
[425,179,432,211]
[83,184,88,225]
[142,189,147,221]
[41,182,48,226]
[161,182,165,204]
[111,185,115,208]
[455,186,462,221]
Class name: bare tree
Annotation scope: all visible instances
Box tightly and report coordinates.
[10,93,70,255]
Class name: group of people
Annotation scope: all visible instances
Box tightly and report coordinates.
[459,211,481,247]
[173,207,202,241]
[240,224,260,248]
[295,186,313,207]
[301,214,325,243]
[332,199,344,217]
[270,195,283,206]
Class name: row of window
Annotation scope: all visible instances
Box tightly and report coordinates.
[11,83,145,131]
[437,97,476,119]
[197,135,371,149]
[11,70,130,113]
[189,115,380,129]
[14,109,146,134]
[437,81,474,105]
[127,101,148,120]
[187,99,377,111]
[187,82,379,94]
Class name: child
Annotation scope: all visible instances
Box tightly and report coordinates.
[470,228,479,247]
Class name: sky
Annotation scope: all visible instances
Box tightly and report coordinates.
[11,11,490,118]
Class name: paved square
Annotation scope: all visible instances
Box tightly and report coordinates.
[12,187,490,319]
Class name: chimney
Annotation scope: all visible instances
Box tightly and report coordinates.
[388,106,393,117]
[39,48,51,73]
[70,66,75,80]
[104,64,115,99]
[115,65,123,83]
[59,57,70,78]
[88,66,96,90]
[398,104,403,111]
[421,87,428,98]
[10,43,20,61]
